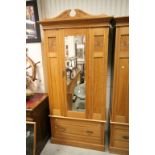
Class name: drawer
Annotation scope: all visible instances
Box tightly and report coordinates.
[51,118,104,144]
[110,124,129,149]
[54,118,103,137]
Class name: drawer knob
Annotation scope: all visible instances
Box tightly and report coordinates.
[122,135,129,140]
[86,130,93,135]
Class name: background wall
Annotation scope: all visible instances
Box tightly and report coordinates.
[26,43,45,92]
[27,0,129,93]
[37,0,129,19]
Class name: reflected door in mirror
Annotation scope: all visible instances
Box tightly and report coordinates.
[64,35,86,112]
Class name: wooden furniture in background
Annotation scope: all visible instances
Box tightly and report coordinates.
[39,9,113,151]
[67,70,80,109]
[109,17,129,155]
[26,93,51,155]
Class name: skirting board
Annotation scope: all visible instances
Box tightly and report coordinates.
[51,137,105,151]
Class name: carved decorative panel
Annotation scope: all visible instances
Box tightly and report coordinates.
[48,37,56,53]
[94,35,104,52]
[54,9,108,20]
[120,35,129,52]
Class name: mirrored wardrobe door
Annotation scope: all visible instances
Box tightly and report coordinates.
[62,29,88,118]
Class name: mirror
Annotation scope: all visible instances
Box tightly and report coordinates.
[64,35,86,112]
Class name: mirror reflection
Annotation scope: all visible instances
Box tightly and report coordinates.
[64,35,86,112]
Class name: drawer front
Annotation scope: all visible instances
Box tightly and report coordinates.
[110,124,129,149]
[51,118,104,144]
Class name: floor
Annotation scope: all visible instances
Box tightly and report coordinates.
[41,140,117,155]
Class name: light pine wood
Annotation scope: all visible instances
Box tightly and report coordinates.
[51,137,105,151]
[110,124,129,155]
[50,115,106,123]
[39,9,112,29]
[110,121,128,126]
[113,58,129,123]
[110,124,129,143]
[114,16,129,27]
[44,30,64,116]
[47,9,108,20]
[53,119,103,138]
[110,16,129,154]
[51,117,105,150]
[111,25,129,124]
[40,9,112,151]
[89,28,109,120]
[109,147,129,155]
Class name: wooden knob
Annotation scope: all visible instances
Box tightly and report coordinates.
[86,130,93,134]
[122,135,129,140]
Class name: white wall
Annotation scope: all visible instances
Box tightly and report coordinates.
[26,43,45,93]
[65,36,76,58]
[37,0,129,19]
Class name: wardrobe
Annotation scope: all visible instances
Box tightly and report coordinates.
[109,17,129,154]
[39,9,113,151]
